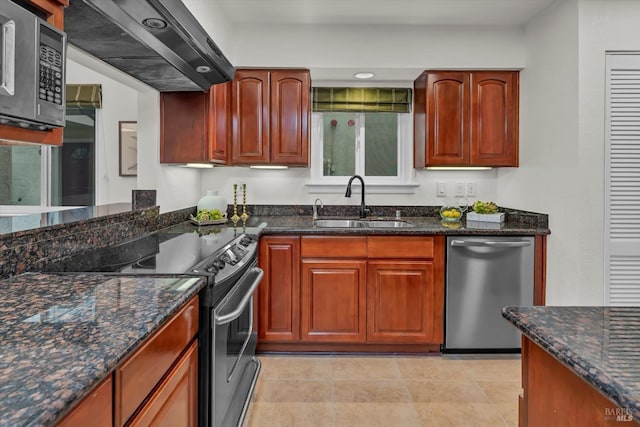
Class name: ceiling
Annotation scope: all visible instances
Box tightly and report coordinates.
[214,0,556,27]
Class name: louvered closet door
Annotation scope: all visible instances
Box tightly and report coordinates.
[605,53,640,305]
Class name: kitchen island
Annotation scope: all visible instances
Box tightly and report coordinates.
[0,273,204,427]
[502,306,640,426]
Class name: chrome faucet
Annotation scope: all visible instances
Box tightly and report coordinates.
[345,175,369,218]
[313,198,323,220]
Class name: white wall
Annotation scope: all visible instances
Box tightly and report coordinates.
[497,0,581,305]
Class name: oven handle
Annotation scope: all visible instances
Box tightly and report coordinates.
[215,267,263,325]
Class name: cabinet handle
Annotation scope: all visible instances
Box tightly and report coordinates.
[450,240,532,248]
[0,16,15,96]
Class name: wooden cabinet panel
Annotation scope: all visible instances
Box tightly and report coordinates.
[115,297,199,427]
[160,92,209,163]
[367,236,434,259]
[128,341,198,427]
[414,70,519,167]
[367,261,439,343]
[160,82,230,164]
[470,72,519,166]
[427,72,470,165]
[231,70,270,164]
[56,376,112,427]
[208,82,231,163]
[269,70,310,165]
[300,236,368,258]
[258,236,301,341]
[301,260,367,342]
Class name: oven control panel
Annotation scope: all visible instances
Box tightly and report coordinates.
[192,234,258,279]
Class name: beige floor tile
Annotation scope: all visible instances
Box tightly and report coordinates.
[406,380,490,404]
[332,380,411,403]
[396,356,473,381]
[333,402,422,427]
[475,380,522,404]
[331,356,401,380]
[258,356,333,380]
[242,402,335,427]
[463,358,521,382]
[414,402,508,427]
[253,379,333,403]
[495,401,519,427]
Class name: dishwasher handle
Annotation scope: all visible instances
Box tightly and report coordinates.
[450,239,532,248]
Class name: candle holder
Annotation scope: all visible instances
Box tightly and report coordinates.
[240,183,250,221]
[231,184,240,224]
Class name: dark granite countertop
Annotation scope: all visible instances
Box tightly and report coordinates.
[161,212,549,237]
[502,306,640,420]
[0,273,205,427]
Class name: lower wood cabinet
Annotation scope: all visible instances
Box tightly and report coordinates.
[367,261,440,343]
[301,260,367,342]
[56,376,113,427]
[257,235,445,351]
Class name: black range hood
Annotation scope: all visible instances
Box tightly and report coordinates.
[65,0,235,91]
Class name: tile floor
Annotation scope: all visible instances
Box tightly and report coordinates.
[243,354,521,427]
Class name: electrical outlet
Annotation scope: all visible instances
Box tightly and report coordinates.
[436,182,447,197]
[466,182,477,197]
[454,182,465,197]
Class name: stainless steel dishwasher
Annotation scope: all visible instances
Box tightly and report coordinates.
[445,235,534,352]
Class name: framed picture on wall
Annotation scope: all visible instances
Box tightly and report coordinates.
[119,121,137,176]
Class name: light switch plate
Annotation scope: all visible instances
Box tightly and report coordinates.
[466,182,477,197]
[436,182,447,197]
[454,182,465,197]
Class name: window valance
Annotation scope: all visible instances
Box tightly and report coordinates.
[66,84,102,108]
[312,87,411,113]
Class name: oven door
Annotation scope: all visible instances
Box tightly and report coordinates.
[211,265,263,427]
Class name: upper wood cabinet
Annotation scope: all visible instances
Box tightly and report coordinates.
[0,0,67,146]
[160,82,230,164]
[231,69,310,166]
[414,70,519,168]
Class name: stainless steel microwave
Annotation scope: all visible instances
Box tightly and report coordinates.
[0,0,66,130]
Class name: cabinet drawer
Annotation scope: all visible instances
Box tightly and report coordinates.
[301,236,367,258]
[57,376,113,427]
[367,236,434,259]
[115,296,199,427]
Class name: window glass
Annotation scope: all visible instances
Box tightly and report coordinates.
[322,112,356,176]
[0,146,41,206]
[52,107,96,206]
[364,112,397,176]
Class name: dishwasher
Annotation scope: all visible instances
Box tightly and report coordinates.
[445,235,534,352]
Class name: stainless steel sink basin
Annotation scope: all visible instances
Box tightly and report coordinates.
[365,220,415,228]
[313,219,366,228]
[313,219,414,228]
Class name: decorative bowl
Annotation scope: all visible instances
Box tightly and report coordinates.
[439,206,464,223]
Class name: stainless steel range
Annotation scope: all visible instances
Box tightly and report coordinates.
[42,227,264,427]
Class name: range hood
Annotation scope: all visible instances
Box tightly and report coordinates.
[64,0,235,91]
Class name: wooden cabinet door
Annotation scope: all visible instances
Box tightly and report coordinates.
[207,82,231,163]
[128,340,198,427]
[367,261,442,343]
[301,260,367,342]
[258,236,301,341]
[269,70,310,166]
[426,71,470,165]
[231,69,270,164]
[470,71,519,166]
[160,92,209,163]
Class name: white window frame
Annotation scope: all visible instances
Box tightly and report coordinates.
[306,111,418,194]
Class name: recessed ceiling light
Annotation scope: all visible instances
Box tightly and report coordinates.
[354,72,375,79]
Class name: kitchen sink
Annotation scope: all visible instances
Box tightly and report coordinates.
[313,219,414,228]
